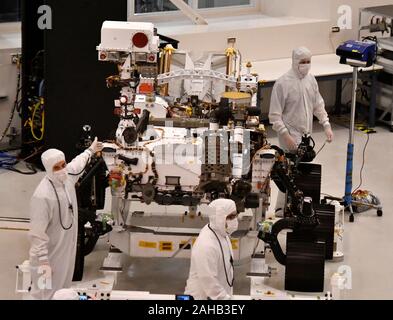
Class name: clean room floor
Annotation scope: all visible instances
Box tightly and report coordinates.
[1,122,393,300]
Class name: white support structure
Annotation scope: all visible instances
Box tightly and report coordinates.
[156,69,238,87]
[168,0,208,25]
[15,260,31,297]
[331,200,345,261]
[14,261,348,300]
[68,270,346,300]
[247,253,347,300]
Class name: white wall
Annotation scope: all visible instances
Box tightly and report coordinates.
[156,0,334,62]
[169,20,333,61]
[262,0,393,45]
[330,0,393,49]
[0,22,21,148]
[2,1,392,129]
[323,0,393,108]
[262,0,393,61]
[263,0,331,20]
[139,0,393,60]
[259,0,393,110]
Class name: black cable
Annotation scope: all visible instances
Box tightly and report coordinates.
[352,131,370,194]
[315,141,327,157]
[31,50,45,65]
[207,224,234,288]
[48,178,74,230]
[68,154,91,176]
[252,238,260,256]
[309,136,316,149]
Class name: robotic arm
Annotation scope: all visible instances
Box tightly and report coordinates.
[258,142,319,266]
[73,126,112,281]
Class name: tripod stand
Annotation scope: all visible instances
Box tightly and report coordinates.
[343,66,383,222]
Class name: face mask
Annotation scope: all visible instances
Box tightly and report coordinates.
[53,168,68,183]
[298,63,311,77]
[226,218,238,235]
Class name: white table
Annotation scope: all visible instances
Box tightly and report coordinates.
[251,53,383,127]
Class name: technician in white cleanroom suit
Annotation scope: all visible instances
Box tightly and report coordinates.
[28,138,101,300]
[269,47,333,151]
[269,47,334,214]
[185,199,238,300]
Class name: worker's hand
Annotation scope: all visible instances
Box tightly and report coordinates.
[282,132,297,151]
[38,259,52,277]
[324,127,334,143]
[89,137,103,154]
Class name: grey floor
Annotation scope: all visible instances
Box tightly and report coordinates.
[1,122,393,300]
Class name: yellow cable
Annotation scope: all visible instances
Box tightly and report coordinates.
[30,100,45,141]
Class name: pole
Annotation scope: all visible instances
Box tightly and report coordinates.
[344,67,358,223]
[349,67,358,144]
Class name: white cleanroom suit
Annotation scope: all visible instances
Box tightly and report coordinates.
[269,47,333,214]
[28,140,100,300]
[185,199,238,300]
[269,47,333,151]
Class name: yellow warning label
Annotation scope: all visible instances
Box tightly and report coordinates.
[231,239,239,250]
[159,241,173,251]
[139,241,157,249]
